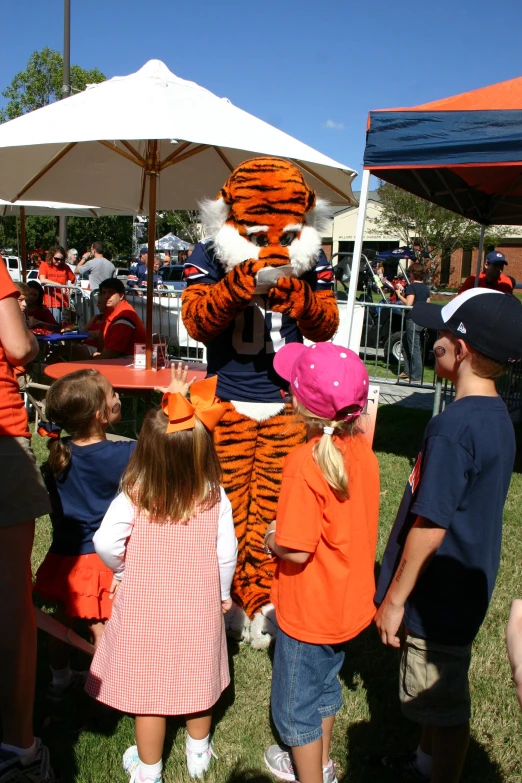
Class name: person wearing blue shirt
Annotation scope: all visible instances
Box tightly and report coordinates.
[127,248,148,293]
[374,289,522,783]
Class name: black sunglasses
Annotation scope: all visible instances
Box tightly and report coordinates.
[53,256,65,262]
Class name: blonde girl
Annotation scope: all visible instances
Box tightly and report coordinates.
[263,342,380,783]
[86,364,237,783]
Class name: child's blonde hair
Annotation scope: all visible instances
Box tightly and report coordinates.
[294,400,362,501]
[120,405,221,524]
[45,369,110,476]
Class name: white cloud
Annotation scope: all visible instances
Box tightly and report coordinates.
[324,119,345,130]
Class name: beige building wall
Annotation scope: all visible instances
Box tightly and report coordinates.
[330,199,404,255]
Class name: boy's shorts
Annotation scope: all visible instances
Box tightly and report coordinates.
[271,627,345,747]
[400,631,472,727]
[0,437,50,527]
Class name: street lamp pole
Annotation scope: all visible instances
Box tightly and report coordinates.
[58,0,71,247]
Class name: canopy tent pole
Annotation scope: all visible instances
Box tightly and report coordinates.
[474,225,486,287]
[145,141,158,370]
[346,168,371,347]
[20,207,27,282]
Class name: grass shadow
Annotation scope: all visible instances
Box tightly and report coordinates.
[373,406,430,462]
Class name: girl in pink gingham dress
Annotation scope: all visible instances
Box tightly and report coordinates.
[85,365,237,783]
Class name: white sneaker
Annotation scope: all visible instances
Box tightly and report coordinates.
[47,669,87,701]
[185,744,217,778]
[122,746,162,783]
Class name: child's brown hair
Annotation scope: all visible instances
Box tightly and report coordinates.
[120,405,221,524]
[45,369,110,476]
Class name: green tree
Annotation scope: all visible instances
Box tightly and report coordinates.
[372,182,508,283]
[0,47,105,122]
[155,211,202,243]
[68,216,133,260]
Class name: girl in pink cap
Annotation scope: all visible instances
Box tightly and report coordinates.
[264,342,380,783]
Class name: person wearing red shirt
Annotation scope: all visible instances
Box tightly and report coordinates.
[38,245,76,320]
[26,281,59,332]
[0,256,53,780]
[95,278,147,359]
[459,250,514,294]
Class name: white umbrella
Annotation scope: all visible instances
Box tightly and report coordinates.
[0,59,358,365]
[154,232,190,251]
[0,199,134,217]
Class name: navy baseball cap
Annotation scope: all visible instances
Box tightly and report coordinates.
[485,250,507,265]
[411,288,522,363]
[139,247,148,256]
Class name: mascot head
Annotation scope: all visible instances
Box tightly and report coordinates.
[200,158,331,275]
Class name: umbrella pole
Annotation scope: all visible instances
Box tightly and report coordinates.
[20,206,27,282]
[145,142,158,370]
[474,224,486,287]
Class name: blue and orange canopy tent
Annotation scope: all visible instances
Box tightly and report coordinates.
[346,76,522,343]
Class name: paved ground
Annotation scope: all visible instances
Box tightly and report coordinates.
[374,380,436,411]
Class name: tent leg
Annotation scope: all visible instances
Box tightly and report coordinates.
[346,168,370,346]
[20,207,27,283]
[145,141,158,370]
[474,225,486,288]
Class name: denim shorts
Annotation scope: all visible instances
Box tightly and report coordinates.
[271,627,345,747]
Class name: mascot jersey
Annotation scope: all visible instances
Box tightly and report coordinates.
[185,241,334,403]
[182,158,339,640]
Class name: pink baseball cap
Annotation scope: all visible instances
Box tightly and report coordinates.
[274,342,369,420]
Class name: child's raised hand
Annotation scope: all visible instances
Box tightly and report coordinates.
[155,361,197,397]
[222,598,233,614]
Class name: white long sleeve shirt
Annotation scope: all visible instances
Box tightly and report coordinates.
[93,487,238,600]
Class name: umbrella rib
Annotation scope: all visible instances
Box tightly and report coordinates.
[435,170,467,216]
[410,169,433,199]
[121,141,146,165]
[139,169,147,213]
[291,160,355,204]
[161,144,210,171]
[98,140,144,167]
[160,141,192,169]
[14,142,77,201]
[213,146,234,172]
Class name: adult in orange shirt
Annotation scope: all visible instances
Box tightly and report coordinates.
[0,256,53,780]
[459,250,514,295]
[94,278,147,359]
[263,342,380,783]
[38,245,76,321]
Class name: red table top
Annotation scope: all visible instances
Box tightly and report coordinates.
[44,359,208,390]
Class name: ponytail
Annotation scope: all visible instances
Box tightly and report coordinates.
[294,401,362,501]
[47,438,73,477]
[315,431,348,501]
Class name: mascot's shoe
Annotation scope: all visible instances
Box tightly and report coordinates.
[224,601,251,643]
[250,603,278,650]
[264,745,337,783]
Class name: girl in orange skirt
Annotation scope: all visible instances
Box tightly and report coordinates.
[35,369,136,699]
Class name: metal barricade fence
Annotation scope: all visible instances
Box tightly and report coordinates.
[339,298,436,390]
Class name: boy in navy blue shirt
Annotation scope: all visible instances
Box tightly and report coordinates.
[375,289,522,783]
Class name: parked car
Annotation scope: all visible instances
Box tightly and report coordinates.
[160,264,186,293]
[1,254,23,281]
[115,267,129,283]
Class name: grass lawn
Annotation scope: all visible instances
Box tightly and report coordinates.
[29,408,522,782]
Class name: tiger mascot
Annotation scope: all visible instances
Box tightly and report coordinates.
[181,158,339,648]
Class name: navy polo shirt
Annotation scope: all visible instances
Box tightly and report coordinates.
[375,396,515,645]
[45,439,136,556]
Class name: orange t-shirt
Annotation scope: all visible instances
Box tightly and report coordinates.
[271,434,380,644]
[102,299,147,355]
[459,272,513,295]
[0,261,30,438]
[39,262,76,307]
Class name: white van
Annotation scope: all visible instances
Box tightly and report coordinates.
[1,255,23,282]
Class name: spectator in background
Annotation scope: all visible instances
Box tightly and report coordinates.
[94,278,146,359]
[76,242,116,292]
[396,263,430,383]
[161,250,172,269]
[25,281,59,331]
[459,251,514,294]
[38,246,76,322]
[186,244,194,258]
[66,249,78,272]
[0,254,54,782]
[127,248,148,293]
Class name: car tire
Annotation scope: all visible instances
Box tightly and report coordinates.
[384,331,404,362]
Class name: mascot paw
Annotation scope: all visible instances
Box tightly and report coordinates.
[250,603,278,650]
[227,259,266,302]
[224,601,251,643]
[267,276,311,319]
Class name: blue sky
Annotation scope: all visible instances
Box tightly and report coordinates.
[2,0,522,186]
